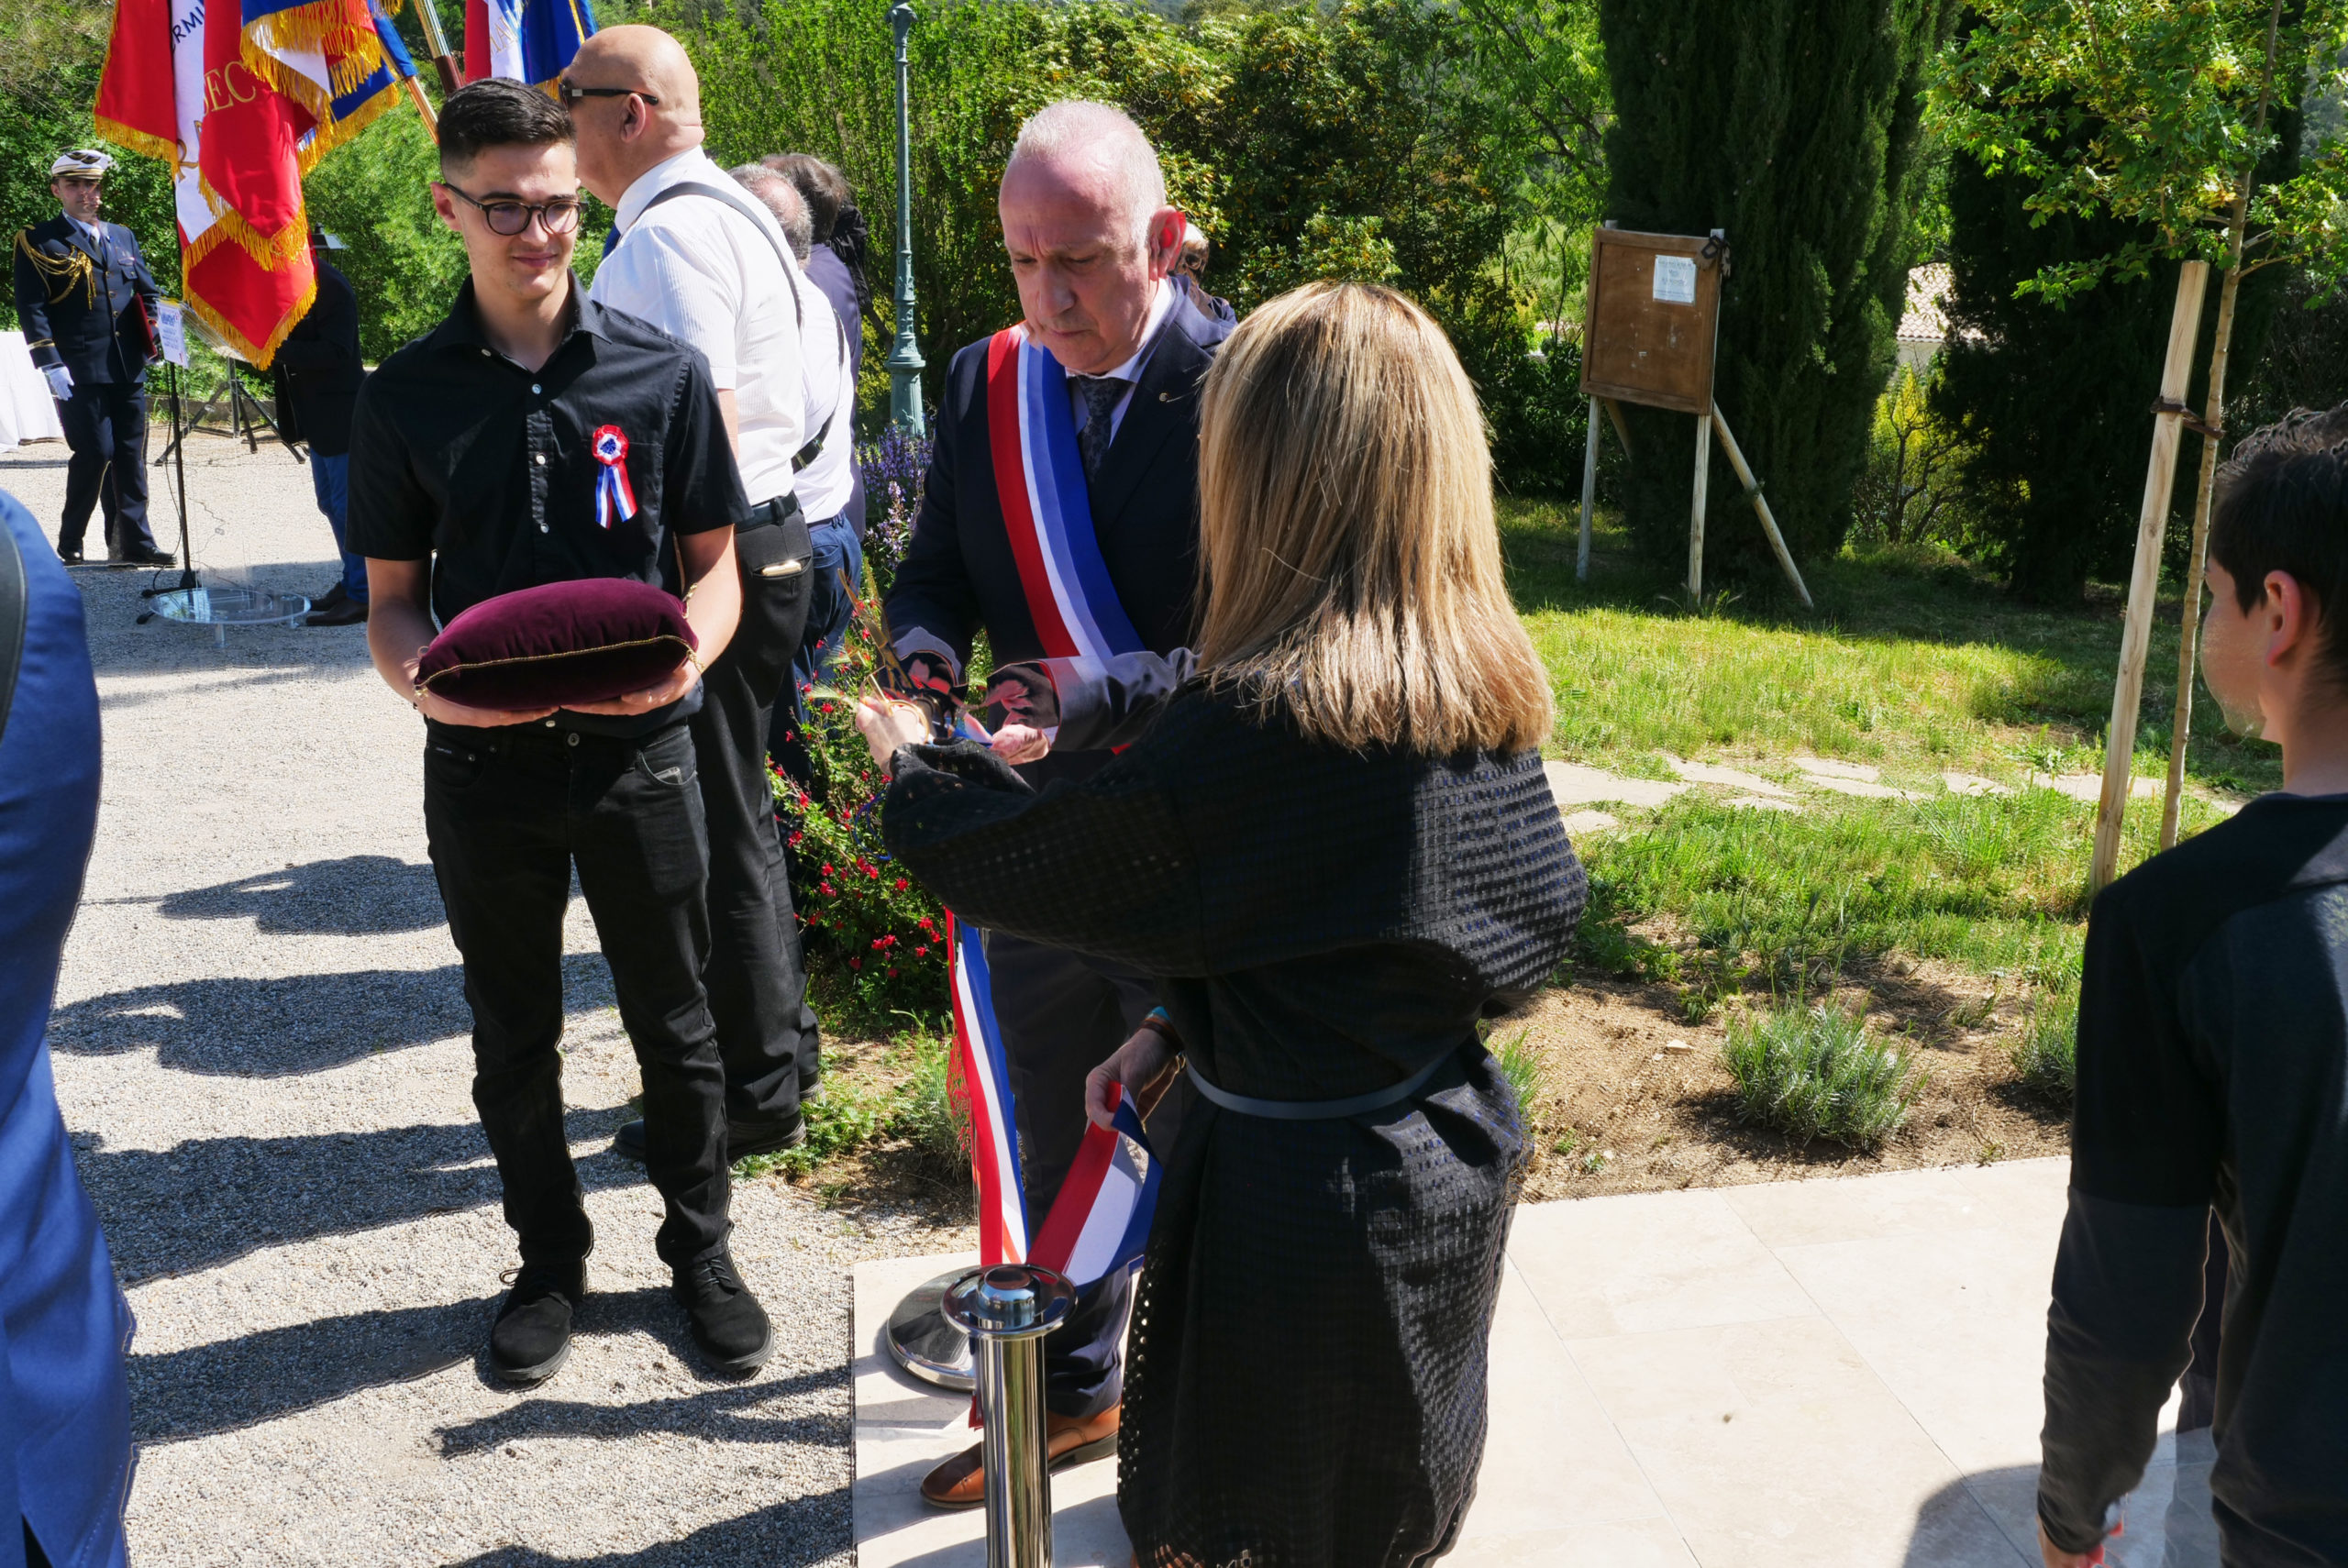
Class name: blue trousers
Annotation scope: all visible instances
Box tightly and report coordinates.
[309,451,365,602]
[790,515,861,698]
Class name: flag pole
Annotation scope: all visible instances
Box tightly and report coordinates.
[404,74,437,137]
[409,0,465,96]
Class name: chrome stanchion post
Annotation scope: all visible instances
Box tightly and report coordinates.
[941,1264,1077,1568]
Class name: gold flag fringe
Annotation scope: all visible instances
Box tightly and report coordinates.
[184,266,318,370]
[241,3,386,99]
[94,115,181,171]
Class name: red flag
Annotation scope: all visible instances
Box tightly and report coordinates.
[94,0,180,168]
[196,0,311,272]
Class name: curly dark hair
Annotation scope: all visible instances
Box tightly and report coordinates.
[2211,403,2348,690]
[437,79,574,173]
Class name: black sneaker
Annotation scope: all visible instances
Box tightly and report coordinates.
[108,544,174,568]
[672,1251,773,1375]
[490,1259,585,1386]
[611,1113,805,1165]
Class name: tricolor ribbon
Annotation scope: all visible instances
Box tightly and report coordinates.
[947,913,1158,1288]
[592,424,637,529]
[984,325,1146,665]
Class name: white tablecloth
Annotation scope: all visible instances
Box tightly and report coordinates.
[0,329,66,449]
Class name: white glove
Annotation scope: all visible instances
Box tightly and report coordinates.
[42,364,72,400]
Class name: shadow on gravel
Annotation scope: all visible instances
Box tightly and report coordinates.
[83,1106,643,1283]
[129,1295,493,1443]
[147,855,448,935]
[446,1488,851,1567]
[47,952,611,1075]
[438,1364,844,1454]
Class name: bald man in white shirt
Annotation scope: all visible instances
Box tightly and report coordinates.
[570,25,837,1163]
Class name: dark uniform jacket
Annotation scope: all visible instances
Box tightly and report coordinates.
[884,293,1235,787]
[271,260,365,457]
[10,215,160,386]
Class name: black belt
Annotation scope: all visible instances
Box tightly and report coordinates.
[1185,1048,1456,1121]
[741,494,803,534]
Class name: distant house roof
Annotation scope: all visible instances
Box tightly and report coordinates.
[1899,262,1954,344]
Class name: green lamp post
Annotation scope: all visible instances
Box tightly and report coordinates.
[886,0,926,437]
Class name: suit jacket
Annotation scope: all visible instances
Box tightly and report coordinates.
[886,296,1235,783]
[0,489,133,1568]
[271,260,365,457]
[10,216,160,387]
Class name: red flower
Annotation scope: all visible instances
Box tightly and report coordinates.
[849,958,862,970]
[818,882,836,897]
[914,944,929,957]
[894,878,909,891]
[887,966,899,977]
[821,865,834,875]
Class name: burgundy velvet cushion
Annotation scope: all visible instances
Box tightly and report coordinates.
[416,579,696,712]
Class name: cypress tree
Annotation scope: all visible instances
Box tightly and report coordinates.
[1593,0,1953,580]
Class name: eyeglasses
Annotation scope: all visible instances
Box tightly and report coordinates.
[556,79,659,108]
[441,183,582,237]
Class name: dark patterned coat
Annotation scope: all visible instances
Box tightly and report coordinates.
[883,684,1586,1567]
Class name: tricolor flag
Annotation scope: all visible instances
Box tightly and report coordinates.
[94,0,414,365]
[464,0,596,88]
[947,914,1159,1290]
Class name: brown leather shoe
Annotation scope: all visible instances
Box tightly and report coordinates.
[918,1403,1120,1510]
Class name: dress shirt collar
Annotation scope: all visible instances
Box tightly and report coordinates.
[613,145,723,232]
[426,274,616,358]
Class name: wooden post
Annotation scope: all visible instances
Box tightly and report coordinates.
[1577,395,1600,582]
[1688,412,1712,601]
[1709,405,1813,610]
[2090,260,2210,894]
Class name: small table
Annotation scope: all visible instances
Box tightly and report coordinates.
[0,330,65,450]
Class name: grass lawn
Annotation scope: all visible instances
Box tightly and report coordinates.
[1496,496,2266,1187]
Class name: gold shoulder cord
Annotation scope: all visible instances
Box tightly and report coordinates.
[14,229,96,308]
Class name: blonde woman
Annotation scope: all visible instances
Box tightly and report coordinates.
[856,282,1584,1566]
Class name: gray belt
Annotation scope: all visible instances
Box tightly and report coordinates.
[1185,1049,1454,1121]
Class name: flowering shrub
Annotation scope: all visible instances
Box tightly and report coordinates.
[774,428,955,1029]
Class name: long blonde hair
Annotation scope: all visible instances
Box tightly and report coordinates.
[1194,282,1554,756]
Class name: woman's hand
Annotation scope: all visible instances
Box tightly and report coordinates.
[991,723,1050,765]
[1085,1024,1178,1130]
[567,656,703,716]
[855,693,930,771]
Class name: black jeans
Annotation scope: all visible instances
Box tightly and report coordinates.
[688,503,820,1122]
[984,931,1185,1419]
[56,380,151,553]
[423,718,730,1270]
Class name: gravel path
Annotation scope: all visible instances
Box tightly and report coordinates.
[6,432,963,1565]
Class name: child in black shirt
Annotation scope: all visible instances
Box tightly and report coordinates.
[2038,408,2348,1567]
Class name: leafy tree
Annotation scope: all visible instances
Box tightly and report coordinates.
[1594,0,1957,579]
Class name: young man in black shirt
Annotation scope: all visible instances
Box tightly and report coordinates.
[2037,411,2348,1567]
[348,80,770,1386]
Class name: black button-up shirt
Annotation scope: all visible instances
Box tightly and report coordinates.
[348,276,747,734]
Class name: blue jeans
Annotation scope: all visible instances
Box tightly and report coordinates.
[790,515,861,701]
[310,451,366,602]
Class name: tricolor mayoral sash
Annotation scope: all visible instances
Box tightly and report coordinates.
[939,325,1161,1295]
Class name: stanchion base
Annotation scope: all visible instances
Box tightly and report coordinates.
[885,1269,978,1391]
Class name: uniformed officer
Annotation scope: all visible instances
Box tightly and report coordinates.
[10,149,172,567]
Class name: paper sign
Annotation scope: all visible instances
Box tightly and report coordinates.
[1652,255,1697,304]
[156,300,189,367]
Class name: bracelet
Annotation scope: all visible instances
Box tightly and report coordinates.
[1135,1010,1180,1050]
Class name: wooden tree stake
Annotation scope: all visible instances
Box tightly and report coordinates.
[1710,405,1813,609]
[2091,260,2210,893]
[1688,411,1712,600]
[1578,396,1600,582]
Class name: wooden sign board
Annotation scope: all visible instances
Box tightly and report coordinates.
[1579,227,1723,415]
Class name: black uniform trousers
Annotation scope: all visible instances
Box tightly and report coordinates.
[423,717,731,1271]
[984,930,1186,1419]
[686,502,822,1123]
[56,380,153,555]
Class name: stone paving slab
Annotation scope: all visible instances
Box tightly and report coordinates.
[854,1160,2210,1567]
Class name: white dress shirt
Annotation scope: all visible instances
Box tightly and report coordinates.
[592,147,813,508]
[790,279,855,524]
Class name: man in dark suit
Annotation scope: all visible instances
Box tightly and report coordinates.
[883,98,1235,1511]
[271,234,370,626]
[9,149,170,567]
